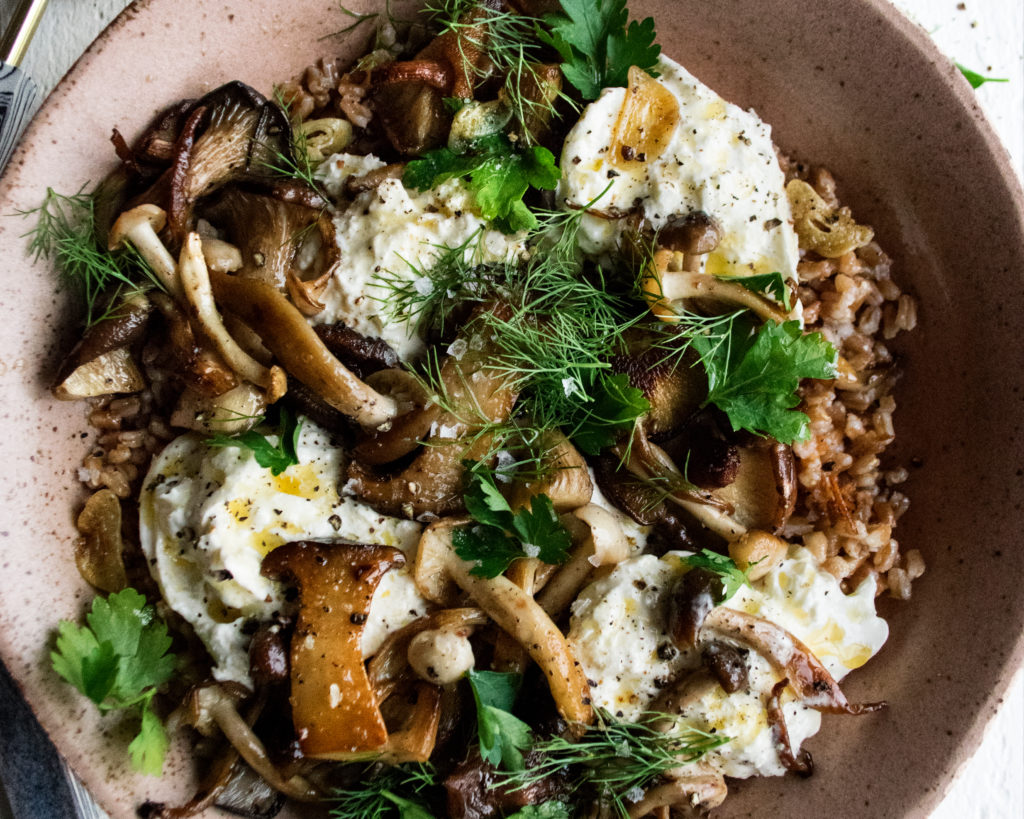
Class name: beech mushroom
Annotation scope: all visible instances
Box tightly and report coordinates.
[417,523,594,725]
[108,204,181,297]
[536,503,630,617]
[152,293,239,397]
[260,540,405,758]
[766,678,814,776]
[179,233,287,401]
[184,683,318,801]
[407,628,476,685]
[207,269,398,428]
[641,248,788,324]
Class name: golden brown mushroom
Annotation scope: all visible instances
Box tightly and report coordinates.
[260,540,405,759]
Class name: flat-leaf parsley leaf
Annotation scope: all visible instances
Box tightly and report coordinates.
[51,588,176,775]
[466,670,533,771]
[682,549,754,603]
[207,406,303,475]
[403,134,560,232]
[541,0,661,100]
[454,462,572,577]
[694,317,837,445]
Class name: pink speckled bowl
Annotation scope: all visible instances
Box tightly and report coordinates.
[0,1,1021,816]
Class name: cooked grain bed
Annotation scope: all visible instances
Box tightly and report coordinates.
[782,163,922,598]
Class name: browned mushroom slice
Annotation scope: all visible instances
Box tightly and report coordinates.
[509,430,593,512]
[625,768,728,818]
[712,442,797,534]
[348,311,518,516]
[260,540,405,759]
[313,323,400,379]
[381,682,443,764]
[207,270,398,428]
[347,430,499,519]
[535,504,630,618]
[53,294,152,400]
[610,344,705,439]
[702,607,886,715]
[591,452,665,526]
[151,293,240,397]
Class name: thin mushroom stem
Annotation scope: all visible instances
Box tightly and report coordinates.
[179,233,287,401]
[640,249,789,324]
[436,528,594,725]
[108,204,182,298]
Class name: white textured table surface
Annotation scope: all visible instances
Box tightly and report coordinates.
[1,0,1021,818]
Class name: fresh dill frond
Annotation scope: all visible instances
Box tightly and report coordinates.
[329,2,380,37]
[497,710,729,818]
[330,762,438,819]
[371,228,503,338]
[19,187,163,326]
[425,0,574,144]
[266,91,327,196]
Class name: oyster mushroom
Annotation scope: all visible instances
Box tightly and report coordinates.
[202,187,335,291]
[207,270,398,428]
[179,232,287,401]
[260,540,405,759]
[151,293,239,397]
[163,82,292,242]
[416,523,594,725]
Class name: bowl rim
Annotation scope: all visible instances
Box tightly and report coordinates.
[0,0,1022,816]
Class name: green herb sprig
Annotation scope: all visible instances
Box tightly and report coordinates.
[692,315,837,445]
[404,133,560,232]
[497,710,728,818]
[454,461,572,578]
[330,763,438,819]
[466,669,534,770]
[207,406,304,475]
[682,549,754,603]
[541,0,661,100]
[51,589,177,775]
[19,187,163,327]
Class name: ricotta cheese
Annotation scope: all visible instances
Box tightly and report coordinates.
[568,546,887,778]
[315,153,526,361]
[139,420,427,689]
[559,56,799,284]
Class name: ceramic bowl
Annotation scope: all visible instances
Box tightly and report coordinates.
[0,0,1021,816]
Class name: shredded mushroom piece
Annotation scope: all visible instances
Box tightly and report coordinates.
[179,233,287,401]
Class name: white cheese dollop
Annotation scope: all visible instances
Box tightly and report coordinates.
[315,153,526,361]
[139,420,427,689]
[568,546,887,778]
[559,56,799,284]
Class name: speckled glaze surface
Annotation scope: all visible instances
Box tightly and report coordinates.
[0,0,1021,817]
